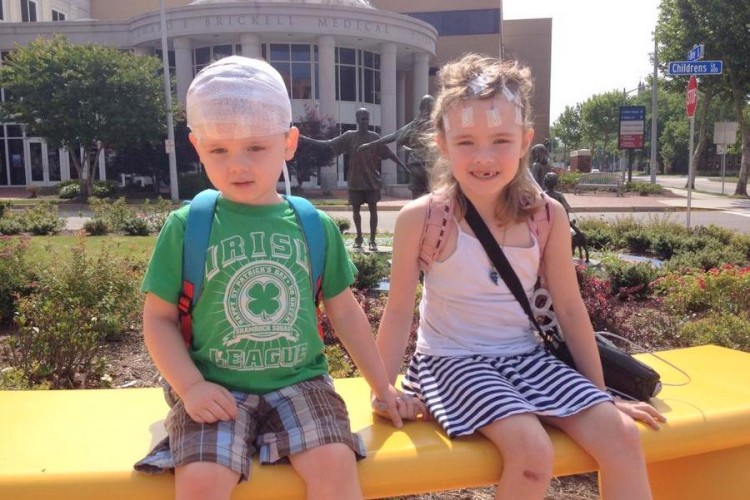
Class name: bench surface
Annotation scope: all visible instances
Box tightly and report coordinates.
[575,172,624,195]
[2,345,750,499]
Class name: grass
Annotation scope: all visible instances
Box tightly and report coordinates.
[25,235,155,267]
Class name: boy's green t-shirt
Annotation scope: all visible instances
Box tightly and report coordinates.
[142,196,356,394]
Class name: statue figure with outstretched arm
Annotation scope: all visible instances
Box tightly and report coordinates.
[299,107,405,251]
[359,95,435,199]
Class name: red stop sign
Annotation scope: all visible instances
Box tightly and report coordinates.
[686,75,698,118]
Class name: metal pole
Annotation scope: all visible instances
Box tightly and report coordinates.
[160,0,179,201]
[721,152,726,195]
[498,0,504,60]
[686,116,694,228]
[650,35,658,184]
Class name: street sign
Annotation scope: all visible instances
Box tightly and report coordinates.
[618,105,646,149]
[668,60,723,75]
[687,43,704,62]
[164,139,175,154]
[686,76,698,118]
[713,122,738,145]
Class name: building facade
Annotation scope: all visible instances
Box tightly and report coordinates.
[0,0,551,191]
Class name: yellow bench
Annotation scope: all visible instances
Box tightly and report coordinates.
[2,345,749,499]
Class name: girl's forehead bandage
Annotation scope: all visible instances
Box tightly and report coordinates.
[461,106,474,127]
[187,56,292,139]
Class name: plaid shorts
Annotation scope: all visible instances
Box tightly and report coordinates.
[134,375,366,481]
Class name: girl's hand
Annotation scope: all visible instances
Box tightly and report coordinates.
[614,399,667,430]
[372,390,429,424]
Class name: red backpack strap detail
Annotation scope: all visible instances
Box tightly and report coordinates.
[178,280,195,347]
[418,190,455,272]
[527,194,554,278]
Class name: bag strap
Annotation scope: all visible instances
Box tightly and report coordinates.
[463,199,557,348]
[418,190,455,272]
[178,190,326,347]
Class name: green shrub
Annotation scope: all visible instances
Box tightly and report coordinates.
[0,200,11,218]
[602,258,658,299]
[18,202,65,235]
[622,229,651,255]
[5,237,143,388]
[0,214,24,235]
[332,216,351,234]
[664,242,747,272]
[88,196,137,234]
[122,216,150,236]
[577,218,615,250]
[0,236,29,324]
[141,197,174,233]
[58,183,81,199]
[92,180,117,198]
[678,311,750,352]
[350,251,390,291]
[325,344,357,378]
[83,218,109,236]
[625,181,664,196]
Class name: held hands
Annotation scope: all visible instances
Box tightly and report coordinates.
[371,387,430,428]
[614,398,667,430]
[181,380,239,424]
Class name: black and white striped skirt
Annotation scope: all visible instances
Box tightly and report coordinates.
[402,347,612,438]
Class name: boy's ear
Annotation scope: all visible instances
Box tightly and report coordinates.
[188,132,200,150]
[285,126,300,160]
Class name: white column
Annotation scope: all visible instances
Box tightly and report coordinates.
[380,42,397,187]
[397,70,406,128]
[317,35,337,193]
[240,34,262,59]
[412,51,430,117]
[173,37,193,105]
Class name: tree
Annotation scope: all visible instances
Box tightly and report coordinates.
[0,35,167,195]
[291,104,338,189]
[656,0,750,196]
[580,91,624,169]
[551,105,583,161]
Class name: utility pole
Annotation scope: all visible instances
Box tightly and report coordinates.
[650,35,658,184]
[498,1,504,60]
[160,0,179,201]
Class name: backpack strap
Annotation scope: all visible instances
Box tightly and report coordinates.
[283,194,325,307]
[418,190,455,272]
[526,193,554,279]
[179,189,219,347]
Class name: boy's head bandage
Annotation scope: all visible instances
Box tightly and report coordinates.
[187,56,291,140]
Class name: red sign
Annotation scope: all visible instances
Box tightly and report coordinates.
[686,75,698,118]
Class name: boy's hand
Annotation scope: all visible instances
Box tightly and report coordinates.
[181,380,239,424]
[371,387,429,427]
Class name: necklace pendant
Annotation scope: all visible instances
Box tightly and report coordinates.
[489,269,499,285]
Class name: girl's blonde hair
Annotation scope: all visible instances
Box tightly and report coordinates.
[429,53,541,224]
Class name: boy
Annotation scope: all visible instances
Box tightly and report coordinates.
[134,56,403,500]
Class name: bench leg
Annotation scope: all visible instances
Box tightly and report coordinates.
[647,444,750,499]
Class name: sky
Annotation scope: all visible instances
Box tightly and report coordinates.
[503,0,660,124]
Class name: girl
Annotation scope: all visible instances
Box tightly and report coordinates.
[374,54,665,499]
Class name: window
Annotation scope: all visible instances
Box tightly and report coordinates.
[335,48,380,104]
[51,9,66,21]
[193,44,239,74]
[20,0,37,22]
[268,44,315,100]
[408,9,500,36]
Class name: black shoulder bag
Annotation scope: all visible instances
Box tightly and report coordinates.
[463,200,661,402]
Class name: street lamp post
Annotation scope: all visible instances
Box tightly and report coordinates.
[160,0,179,201]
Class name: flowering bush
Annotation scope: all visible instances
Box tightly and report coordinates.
[654,264,750,315]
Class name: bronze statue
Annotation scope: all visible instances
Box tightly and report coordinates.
[530,143,551,189]
[359,95,434,199]
[543,172,589,262]
[300,108,405,251]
